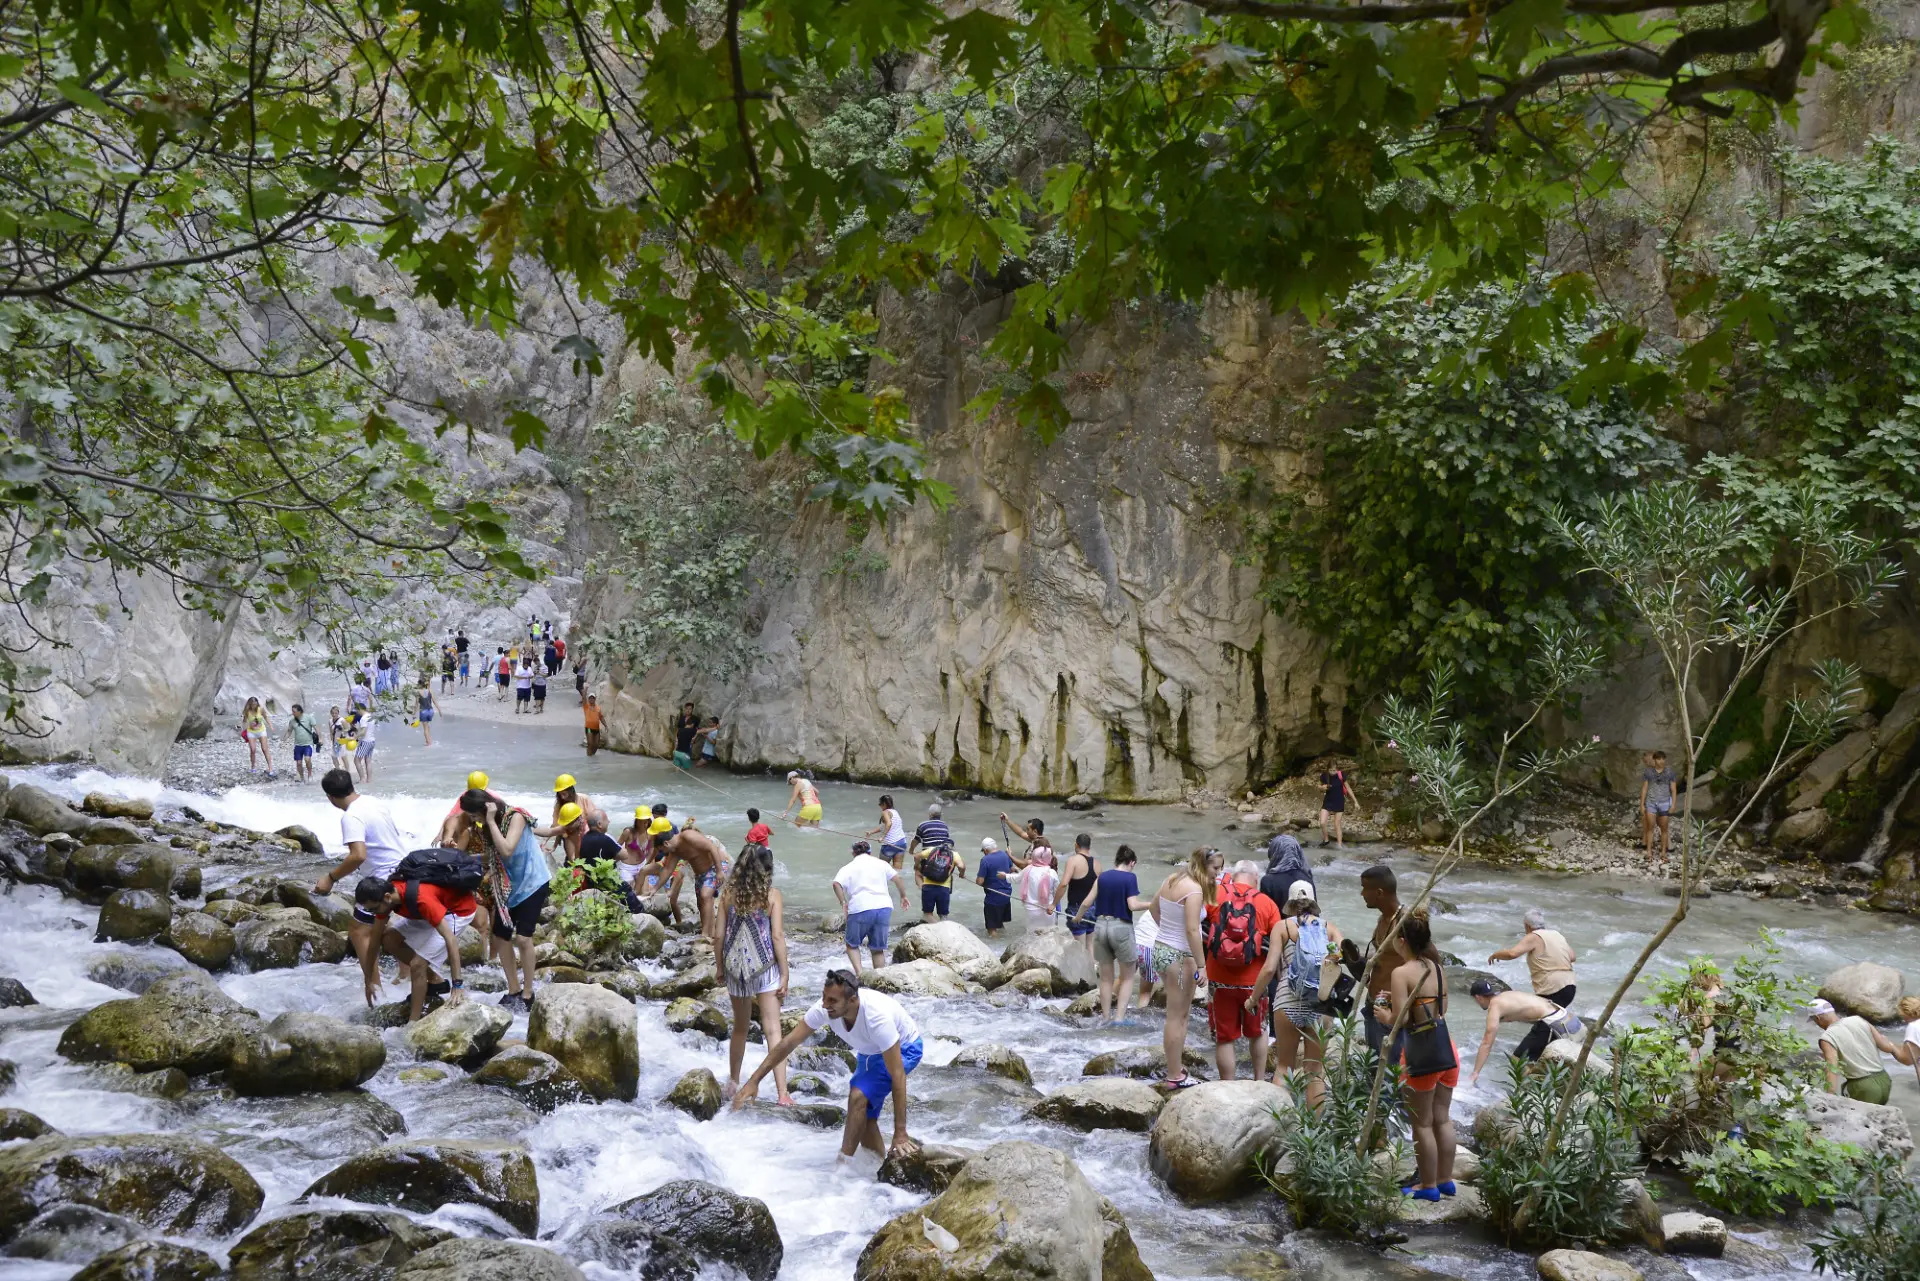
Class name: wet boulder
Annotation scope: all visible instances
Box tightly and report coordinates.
[560,1220,700,1279]
[892,921,996,970]
[1660,1212,1726,1257]
[0,1108,56,1141]
[1082,1046,1210,1080]
[1030,1078,1167,1133]
[405,999,512,1068]
[228,1209,454,1280]
[394,1238,584,1281]
[302,1140,540,1236]
[0,977,34,1007]
[65,844,177,901]
[1819,962,1905,1023]
[996,927,1095,993]
[663,1068,722,1121]
[83,793,155,822]
[627,912,668,959]
[79,819,144,847]
[71,1241,222,1281]
[1148,1079,1293,1202]
[862,960,972,998]
[86,949,190,994]
[663,997,729,1040]
[1535,1250,1642,1281]
[233,915,348,969]
[200,898,265,927]
[645,960,718,1000]
[950,1044,1032,1086]
[6,784,88,836]
[58,969,262,1074]
[228,1012,385,1095]
[0,1133,264,1244]
[276,882,355,931]
[609,1179,782,1281]
[877,1143,976,1195]
[469,1046,588,1112]
[96,889,173,943]
[528,985,638,1102]
[276,824,325,855]
[855,1140,1152,1281]
[5,1203,143,1262]
[164,911,235,971]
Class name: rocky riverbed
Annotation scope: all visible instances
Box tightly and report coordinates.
[0,767,1916,1281]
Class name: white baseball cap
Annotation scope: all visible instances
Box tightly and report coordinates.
[1286,880,1315,904]
[981,837,999,851]
[1807,998,1837,1019]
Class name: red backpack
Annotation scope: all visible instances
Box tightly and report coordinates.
[1206,883,1266,967]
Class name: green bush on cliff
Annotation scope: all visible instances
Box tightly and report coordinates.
[1240,275,1671,714]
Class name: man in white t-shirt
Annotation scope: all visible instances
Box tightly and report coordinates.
[734,968,923,1161]
[315,768,411,1001]
[832,840,908,974]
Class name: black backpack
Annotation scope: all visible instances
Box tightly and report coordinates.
[391,848,484,905]
[922,844,954,882]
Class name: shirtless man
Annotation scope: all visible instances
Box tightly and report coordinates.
[637,826,728,935]
[1344,863,1410,1054]
[1467,979,1585,1085]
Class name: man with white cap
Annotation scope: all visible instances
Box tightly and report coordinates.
[1810,998,1892,1104]
[974,836,1014,938]
[1203,861,1287,1081]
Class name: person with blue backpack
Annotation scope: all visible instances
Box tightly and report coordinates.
[1267,879,1347,1106]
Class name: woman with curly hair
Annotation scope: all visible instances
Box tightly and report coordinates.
[718,843,792,1105]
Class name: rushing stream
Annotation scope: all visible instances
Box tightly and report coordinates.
[3,701,1918,1280]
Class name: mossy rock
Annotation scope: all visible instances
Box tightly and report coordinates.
[0,1133,264,1244]
[58,970,261,1074]
[302,1140,539,1236]
[72,1240,222,1281]
[228,1208,454,1280]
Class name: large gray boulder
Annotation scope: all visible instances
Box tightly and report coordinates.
[893,920,997,969]
[528,984,638,1101]
[997,927,1095,994]
[96,888,172,943]
[951,1043,1033,1086]
[609,1180,783,1281]
[0,1133,264,1244]
[1661,1211,1727,1257]
[165,911,236,971]
[86,949,189,994]
[72,1240,222,1280]
[1819,962,1905,1023]
[302,1140,540,1236]
[57,969,262,1074]
[6,784,87,835]
[394,1239,584,1281]
[469,1046,588,1112]
[855,1141,1152,1281]
[1030,1078,1167,1133]
[228,1209,455,1280]
[228,1012,385,1095]
[862,959,972,997]
[0,1108,56,1141]
[83,793,155,821]
[5,1203,144,1262]
[64,844,177,900]
[277,882,356,931]
[79,819,144,846]
[405,999,512,1068]
[233,915,348,969]
[1804,1090,1915,1164]
[1148,1079,1292,1202]
[1535,1250,1643,1281]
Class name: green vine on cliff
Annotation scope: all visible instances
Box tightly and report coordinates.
[1240,275,1672,716]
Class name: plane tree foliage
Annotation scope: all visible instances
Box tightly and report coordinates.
[0,0,1867,712]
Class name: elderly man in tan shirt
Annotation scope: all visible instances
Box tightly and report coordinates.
[1487,908,1576,1008]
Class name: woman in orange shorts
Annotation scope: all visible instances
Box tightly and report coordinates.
[1387,909,1458,1202]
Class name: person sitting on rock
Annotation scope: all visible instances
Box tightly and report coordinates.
[353,871,473,1023]
[733,967,921,1163]
[1465,978,1585,1086]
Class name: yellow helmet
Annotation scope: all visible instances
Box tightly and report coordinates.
[554,773,576,793]
[557,802,584,826]
[467,770,489,790]
[648,817,672,836]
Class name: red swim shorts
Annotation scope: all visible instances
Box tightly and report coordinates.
[1208,985,1269,1044]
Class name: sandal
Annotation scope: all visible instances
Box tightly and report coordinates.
[1160,1074,1199,1090]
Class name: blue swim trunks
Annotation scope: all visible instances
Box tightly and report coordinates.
[850,1037,923,1118]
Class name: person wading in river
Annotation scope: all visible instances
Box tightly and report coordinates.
[1465,979,1585,1085]
[314,768,410,995]
[1055,833,1101,961]
[734,968,922,1162]
[354,857,476,1023]
[1081,845,1150,1025]
[781,770,823,828]
[718,843,793,1106]
[637,823,728,937]
[1486,908,1576,1009]
[1147,849,1211,1090]
[1268,880,1345,1104]
[1203,861,1285,1082]
[833,840,907,974]
[867,794,909,867]
[1870,995,1920,1092]
[286,703,320,782]
[1810,998,1893,1104]
[461,789,551,1013]
[1387,910,1458,1202]
[1347,863,1410,1055]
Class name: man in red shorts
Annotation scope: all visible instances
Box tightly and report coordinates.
[1203,861,1285,1081]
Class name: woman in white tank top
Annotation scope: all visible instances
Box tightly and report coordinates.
[1146,849,1212,1090]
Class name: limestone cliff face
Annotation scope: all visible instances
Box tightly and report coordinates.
[590,293,1351,799]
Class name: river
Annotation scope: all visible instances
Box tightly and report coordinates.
[3,699,1917,1280]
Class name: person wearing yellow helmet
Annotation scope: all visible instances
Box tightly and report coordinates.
[468,770,490,791]
[552,774,607,836]
[617,805,682,910]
